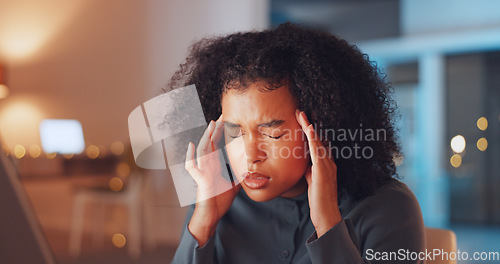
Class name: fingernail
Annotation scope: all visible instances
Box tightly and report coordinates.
[300,111,307,121]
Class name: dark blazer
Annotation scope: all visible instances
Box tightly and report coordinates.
[172,178,425,264]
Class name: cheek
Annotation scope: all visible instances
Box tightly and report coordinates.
[280,139,309,176]
[224,139,246,178]
[269,136,308,162]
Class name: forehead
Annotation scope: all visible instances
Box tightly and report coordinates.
[221,82,297,123]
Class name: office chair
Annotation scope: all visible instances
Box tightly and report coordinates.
[425,227,457,264]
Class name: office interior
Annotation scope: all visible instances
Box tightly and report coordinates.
[0,0,499,263]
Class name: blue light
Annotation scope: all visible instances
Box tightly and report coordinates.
[39,119,85,154]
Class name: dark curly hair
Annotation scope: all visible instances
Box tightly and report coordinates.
[165,22,400,201]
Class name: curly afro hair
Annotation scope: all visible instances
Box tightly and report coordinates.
[165,22,400,201]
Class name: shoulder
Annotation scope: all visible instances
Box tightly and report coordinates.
[342,179,424,234]
[344,179,425,252]
[369,179,420,211]
[347,179,421,217]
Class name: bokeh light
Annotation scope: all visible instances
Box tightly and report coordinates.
[450,154,462,168]
[477,117,488,131]
[29,145,41,158]
[450,135,466,153]
[109,177,124,192]
[14,144,26,159]
[62,153,74,159]
[477,137,488,151]
[116,162,130,178]
[111,233,126,248]
[45,152,57,159]
[86,145,99,159]
[110,141,125,155]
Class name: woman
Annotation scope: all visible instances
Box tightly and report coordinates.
[169,23,425,264]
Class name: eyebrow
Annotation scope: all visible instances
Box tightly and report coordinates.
[223,120,285,128]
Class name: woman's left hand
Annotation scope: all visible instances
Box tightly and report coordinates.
[296,109,342,238]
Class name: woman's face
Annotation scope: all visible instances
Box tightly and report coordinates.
[221,82,309,202]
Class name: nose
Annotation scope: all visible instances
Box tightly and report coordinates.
[243,132,267,165]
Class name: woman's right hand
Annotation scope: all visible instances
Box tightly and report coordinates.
[185,114,241,246]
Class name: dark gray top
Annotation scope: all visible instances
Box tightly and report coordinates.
[172,179,425,264]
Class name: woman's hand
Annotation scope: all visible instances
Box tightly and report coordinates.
[296,110,342,238]
[185,114,241,246]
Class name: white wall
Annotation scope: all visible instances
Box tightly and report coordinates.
[0,0,151,150]
[146,0,269,95]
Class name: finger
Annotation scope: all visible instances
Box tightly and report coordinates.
[211,115,224,149]
[307,124,331,161]
[294,110,317,159]
[295,110,327,162]
[185,142,201,179]
[296,110,314,141]
[297,110,322,145]
[197,120,215,157]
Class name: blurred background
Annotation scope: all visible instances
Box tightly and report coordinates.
[0,0,498,263]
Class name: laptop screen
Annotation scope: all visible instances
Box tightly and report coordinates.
[0,145,56,264]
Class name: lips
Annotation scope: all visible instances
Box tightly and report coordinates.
[241,172,270,189]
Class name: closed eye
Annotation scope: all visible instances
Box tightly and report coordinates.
[264,133,284,140]
[230,134,243,139]
[229,130,244,139]
[230,133,283,139]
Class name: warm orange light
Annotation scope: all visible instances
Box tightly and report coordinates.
[62,153,74,159]
[450,154,462,168]
[14,144,26,159]
[110,141,125,155]
[45,152,57,159]
[477,138,488,151]
[86,145,99,159]
[29,145,41,158]
[116,162,130,178]
[477,117,488,131]
[111,233,126,248]
[0,99,45,150]
[109,177,124,192]
[0,1,86,61]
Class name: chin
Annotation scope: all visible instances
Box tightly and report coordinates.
[242,188,277,202]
